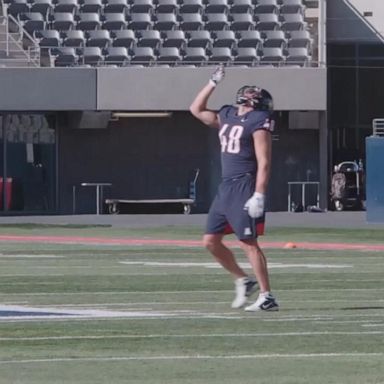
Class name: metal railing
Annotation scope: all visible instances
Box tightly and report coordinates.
[0,14,40,67]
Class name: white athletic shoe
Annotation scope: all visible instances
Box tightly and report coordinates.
[244,293,279,312]
[231,277,258,309]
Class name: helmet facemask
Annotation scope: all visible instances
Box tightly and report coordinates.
[236,86,273,111]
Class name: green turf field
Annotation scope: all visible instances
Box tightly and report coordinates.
[0,224,383,384]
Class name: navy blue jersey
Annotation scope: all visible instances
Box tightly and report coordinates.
[217,105,274,179]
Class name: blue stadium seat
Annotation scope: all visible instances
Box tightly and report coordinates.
[54,0,78,14]
[229,0,252,14]
[156,0,178,14]
[130,0,154,14]
[179,0,203,14]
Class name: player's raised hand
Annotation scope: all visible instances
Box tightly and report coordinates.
[244,192,265,218]
[209,63,225,86]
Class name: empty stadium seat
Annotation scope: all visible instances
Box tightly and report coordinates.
[54,0,78,14]
[86,29,112,48]
[102,13,127,30]
[111,29,135,48]
[51,12,75,31]
[254,0,278,14]
[130,0,154,14]
[288,29,311,48]
[103,0,129,13]
[153,13,178,30]
[285,46,310,66]
[263,30,286,48]
[212,30,236,49]
[179,0,204,14]
[230,13,255,31]
[183,46,207,65]
[236,30,262,48]
[157,46,181,65]
[62,29,86,46]
[156,0,178,14]
[161,30,187,49]
[79,0,103,14]
[20,12,46,34]
[179,13,204,30]
[187,30,211,50]
[204,13,229,31]
[205,0,229,15]
[81,46,104,65]
[280,0,305,15]
[230,0,252,14]
[136,29,161,49]
[130,46,156,65]
[260,46,284,65]
[255,13,280,30]
[127,13,152,30]
[35,29,61,48]
[233,47,259,65]
[30,0,53,19]
[104,46,130,65]
[208,46,232,64]
[280,13,306,31]
[51,46,78,66]
[7,0,30,19]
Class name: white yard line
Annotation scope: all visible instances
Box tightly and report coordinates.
[0,353,383,365]
[1,331,384,341]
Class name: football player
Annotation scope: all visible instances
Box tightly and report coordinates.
[190,64,278,311]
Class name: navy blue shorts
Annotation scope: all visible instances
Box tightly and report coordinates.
[205,173,265,240]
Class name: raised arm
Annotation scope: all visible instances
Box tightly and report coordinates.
[189,65,225,129]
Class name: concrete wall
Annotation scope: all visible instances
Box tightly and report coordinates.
[0,67,327,111]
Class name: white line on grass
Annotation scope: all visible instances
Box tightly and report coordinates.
[2,288,384,296]
[0,353,383,365]
[1,331,384,341]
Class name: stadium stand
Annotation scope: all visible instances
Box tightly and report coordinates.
[1,0,316,67]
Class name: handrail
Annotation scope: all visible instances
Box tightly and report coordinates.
[0,14,40,66]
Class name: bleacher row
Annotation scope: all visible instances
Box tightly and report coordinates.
[4,0,315,66]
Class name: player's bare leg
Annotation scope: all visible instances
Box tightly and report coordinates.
[239,239,270,292]
[203,233,247,278]
[203,233,258,308]
[240,239,278,311]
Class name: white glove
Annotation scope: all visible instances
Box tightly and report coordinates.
[209,63,225,86]
[244,192,265,218]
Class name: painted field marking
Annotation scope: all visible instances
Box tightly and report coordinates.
[0,353,384,365]
[0,255,64,259]
[1,330,384,341]
[1,234,384,251]
[120,261,353,269]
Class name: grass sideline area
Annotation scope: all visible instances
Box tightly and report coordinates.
[0,224,383,383]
